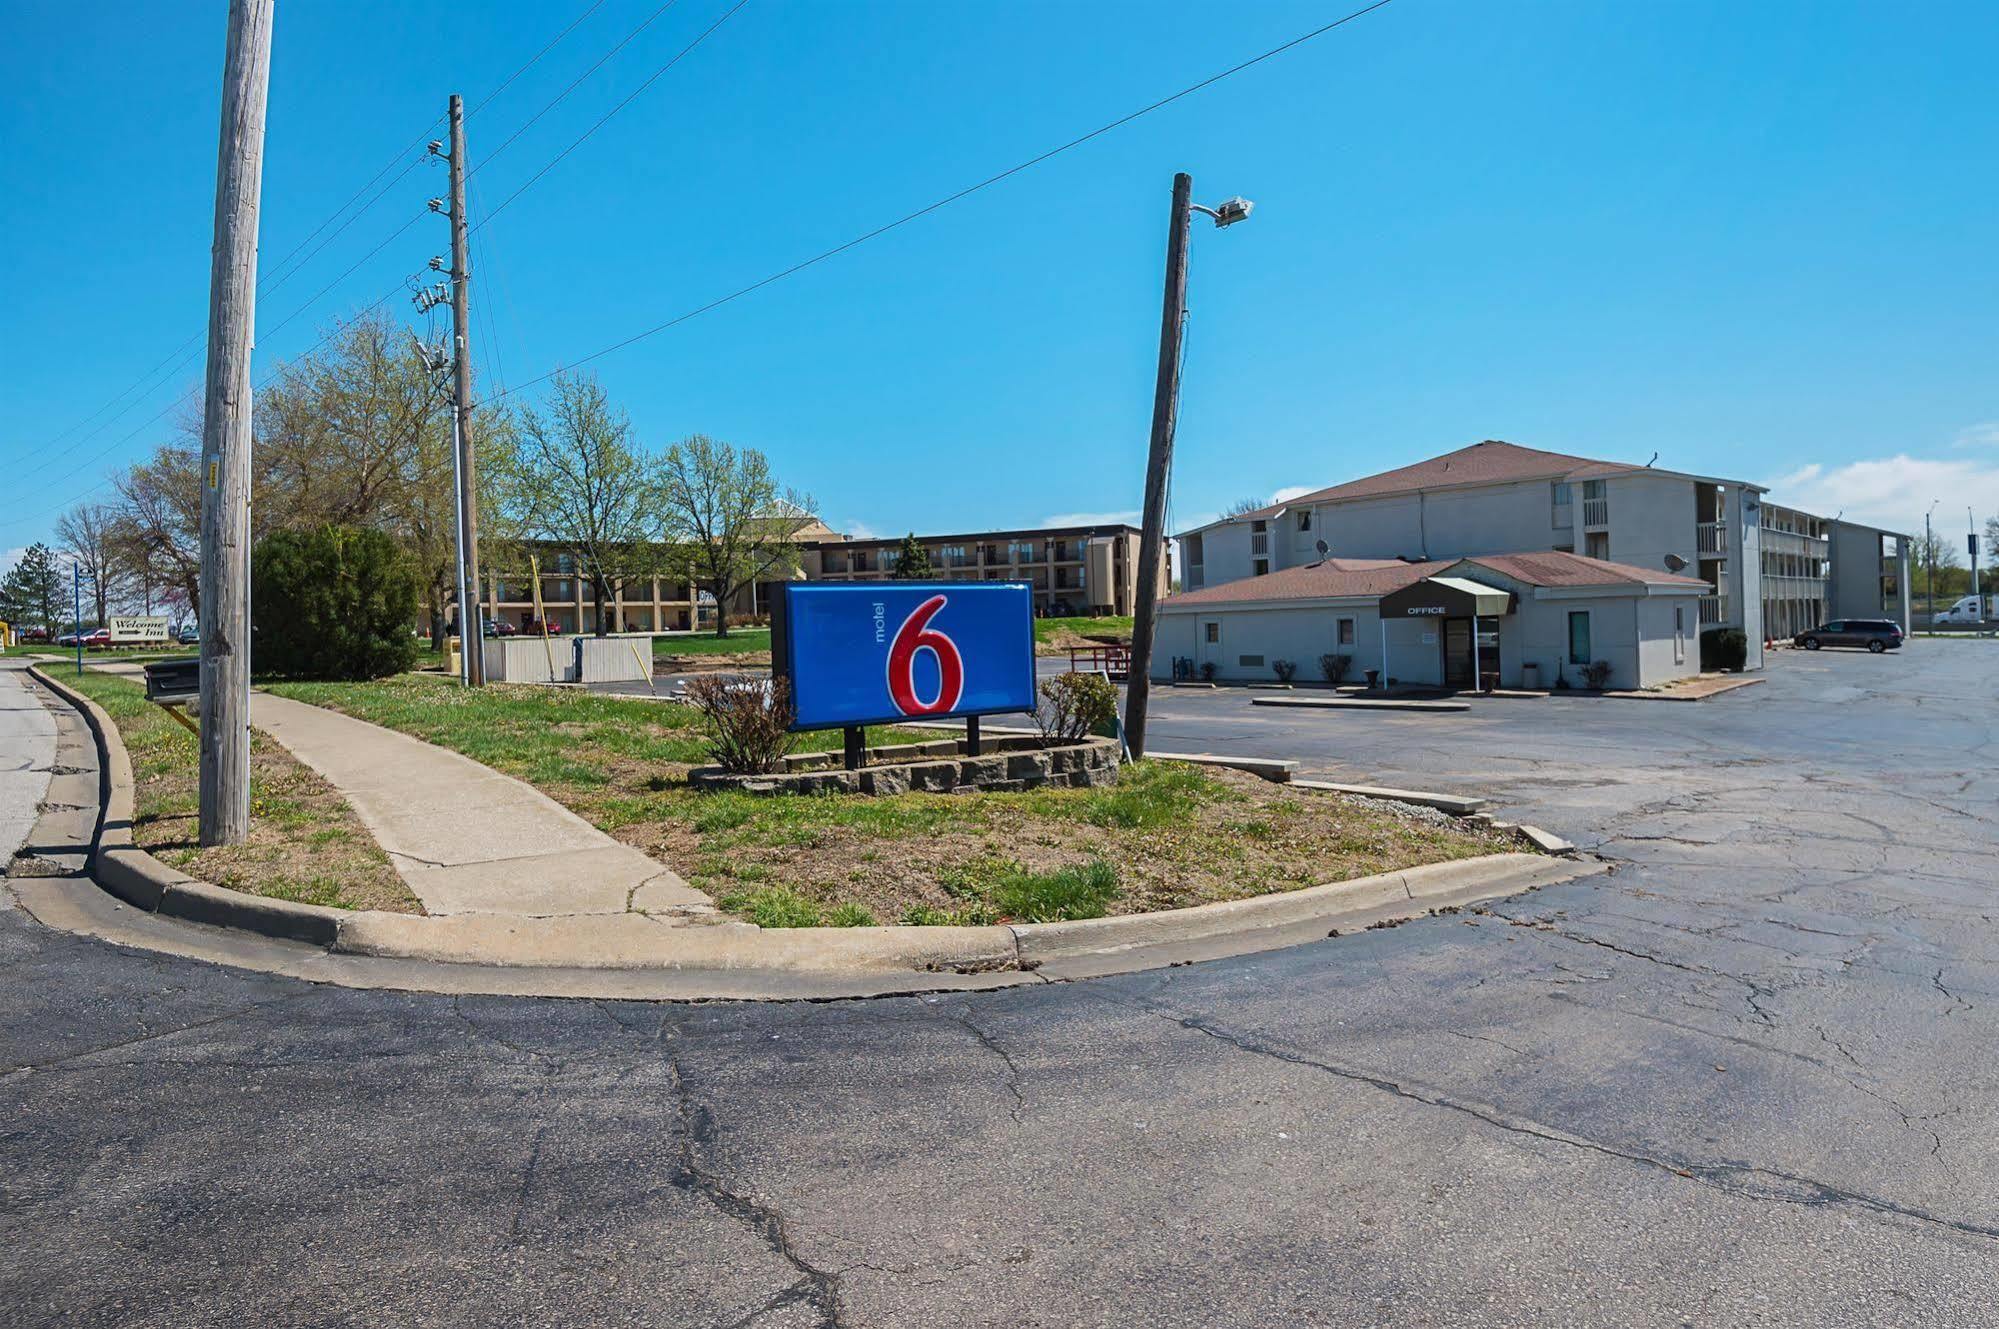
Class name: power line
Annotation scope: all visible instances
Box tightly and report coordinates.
[494,0,1397,400]
[13,0,609,467]
[476,0,751,233]
[7,280,418,531]
[15,0,718,525]
[469,0,682,186]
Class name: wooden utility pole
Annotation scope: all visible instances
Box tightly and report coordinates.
[197,0,274,846]
[1122,172,1193,761]
[447,93,487,685]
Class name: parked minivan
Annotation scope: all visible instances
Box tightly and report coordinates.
[1794,619,1903,653]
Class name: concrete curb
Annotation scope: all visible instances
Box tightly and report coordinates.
[29,664,350,944]
[1292,779,1487,817]
[1009,852,1590,964]
[1252,696,1471,713]
[20,668,1597,990]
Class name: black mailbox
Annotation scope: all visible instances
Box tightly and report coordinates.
[143,657,201,704]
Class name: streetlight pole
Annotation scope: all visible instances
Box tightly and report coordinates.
[1925,500,1938,626]
[1124,174,1253,761]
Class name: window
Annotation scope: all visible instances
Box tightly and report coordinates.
[1253,559,1270,577]
[1567,611,1592,666]
[1238,655,1264,668]
[1551,482,1573,506]
[1674,606,1686,665]
[1298,510,1312,532]
[1584,532,1610,560]
[1581,480,1606,500]
[1204,622,1220,644]
[1337,617,1356,646]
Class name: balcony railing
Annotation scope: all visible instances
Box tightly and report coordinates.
[1249,532,1269,555]
[1698,594,1729,625]
[1581,497,1609,527]
[1696,521,1727,555]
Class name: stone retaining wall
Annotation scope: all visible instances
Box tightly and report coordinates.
[691,735,1119,797]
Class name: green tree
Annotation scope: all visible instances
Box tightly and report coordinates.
[251,526,419,680]
[1,543,67,632]
[490,371,662,635]
[890,532,933,580]
[657,435,812,638]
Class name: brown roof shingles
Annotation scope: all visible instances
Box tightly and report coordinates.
[1169,549,1707,608]
[1242,440,1640,518]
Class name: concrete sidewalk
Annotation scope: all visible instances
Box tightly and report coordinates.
[245,691,709,919]
[75,658,707,920]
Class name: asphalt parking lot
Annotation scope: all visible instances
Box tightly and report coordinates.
[4,639,1996,1326]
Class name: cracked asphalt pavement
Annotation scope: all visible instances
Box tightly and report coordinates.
[4,641,1996,1326]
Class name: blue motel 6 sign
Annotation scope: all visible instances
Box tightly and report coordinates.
[773,582,1038,731]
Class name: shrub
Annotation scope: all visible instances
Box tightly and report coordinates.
[1700,627,1748,672]
[1198,660,1217,681]
[1581,659,1614,689]
[251,525,419,680]
[1271,658,1297,683]
[683,674,795,774]
[1036,671,1118,743]
[1319,653,1352,684]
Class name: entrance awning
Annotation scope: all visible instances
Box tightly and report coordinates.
[1379,576,1514,619]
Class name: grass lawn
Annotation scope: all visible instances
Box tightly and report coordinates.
[1032,615,1132,655]
[260,674,1510,928]
[652,628,772,657]
[63,670,420,913]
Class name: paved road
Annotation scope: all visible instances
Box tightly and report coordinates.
[4,642,1997,1326]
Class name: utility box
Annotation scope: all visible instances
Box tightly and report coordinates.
[143,657,201,705]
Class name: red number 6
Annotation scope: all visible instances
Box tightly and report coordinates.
[887,594,964,716]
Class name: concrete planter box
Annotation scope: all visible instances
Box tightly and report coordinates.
[692,735,1119,797]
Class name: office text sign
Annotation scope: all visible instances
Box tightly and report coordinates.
[109,615,171,642]
[774,582,1036,731]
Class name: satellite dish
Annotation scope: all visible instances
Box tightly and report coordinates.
[1315,539,1329,559]
[1663,553,1688,572]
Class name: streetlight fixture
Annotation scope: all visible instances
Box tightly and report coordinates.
[1124,173,1254,761]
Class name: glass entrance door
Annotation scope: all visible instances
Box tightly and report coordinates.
[1443,618,1474,689]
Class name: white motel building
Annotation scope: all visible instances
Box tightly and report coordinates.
[1163,440,1913,691]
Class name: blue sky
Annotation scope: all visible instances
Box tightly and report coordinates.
[4,0,1997,560]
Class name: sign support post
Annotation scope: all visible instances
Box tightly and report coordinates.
[965,715,981,757]
[73,564,83,678]
[843,726,865,772]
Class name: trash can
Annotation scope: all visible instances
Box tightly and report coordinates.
[1521,661,1540,691]
[1363,668,1380,691]
[447,635,462,676]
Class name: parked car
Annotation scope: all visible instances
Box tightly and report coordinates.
[482,619,517,638]
[1931,595,1995,625]
[1794,619,1903,653]
[19,626,52,643]
[81,627,113,650]
[176,625,200,645]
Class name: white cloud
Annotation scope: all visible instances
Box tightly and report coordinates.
[1041,509,1140,528]
[1767,455,1999,535]
[1269,485,1318,504]
[833,520,881,541]
[1954,422,1999,449]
